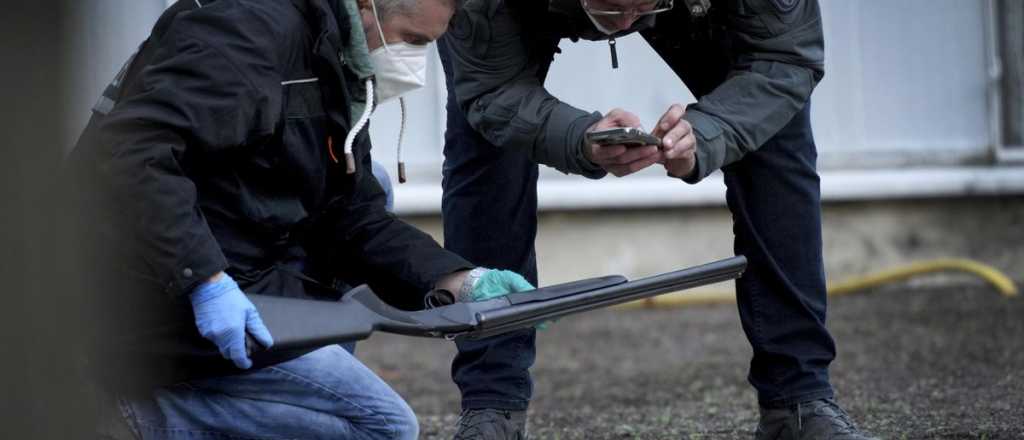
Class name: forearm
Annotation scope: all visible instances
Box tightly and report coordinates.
[681,62,817,182]
[99,125,228,295]
[347,217,473,292]
[441,3,606,178]
[680,0,824,183]
[463,86,606,177]
[92,24,279,293]
[434,269,471,295]
[329,157,473,301]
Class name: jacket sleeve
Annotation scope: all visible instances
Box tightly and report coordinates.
[96,6,283,296]
[441,1,606,178]
[325,146,474,309]
[680,0,825,183]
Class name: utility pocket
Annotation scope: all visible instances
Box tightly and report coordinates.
[234,78,329,235]
[471,95,518,148]
[281,77,331,196]
[284,77,326,119]
[724,0,805,39]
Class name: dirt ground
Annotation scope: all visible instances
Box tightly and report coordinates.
[358,283,1024,439]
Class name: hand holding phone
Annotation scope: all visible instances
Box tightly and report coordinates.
[583,109,663,177]
[651,104,698,179]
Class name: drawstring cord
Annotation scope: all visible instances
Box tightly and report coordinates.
[397,97,407,183]
[797,401,803,431]
[340,78,375,174]
[328,81,408,183]
[328,79,408,183]
[372,0,407,182]
[371,0,407,183]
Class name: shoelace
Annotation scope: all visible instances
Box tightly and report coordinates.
[820,400,860,433]
[799,400,860,434]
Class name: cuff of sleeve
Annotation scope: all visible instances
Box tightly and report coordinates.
[427,259,476,296]
[555,108,606,179]
[457,267,490,302]
[189,272,237,303]
[682,109,727,184]
[166,242,229,297]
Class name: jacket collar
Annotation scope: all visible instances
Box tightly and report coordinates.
[290,0,344,52]
[290,0,379,131]
[290,0,374,80]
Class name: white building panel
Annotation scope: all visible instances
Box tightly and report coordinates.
[65,0,1022,213]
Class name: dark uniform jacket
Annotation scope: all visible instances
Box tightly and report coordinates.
[442,0,825,182]
[66,0,471,387]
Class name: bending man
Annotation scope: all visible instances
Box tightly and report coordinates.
[438,1,878,439]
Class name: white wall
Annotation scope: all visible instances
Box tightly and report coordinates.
[812,0,992,168]
[374,0,996,170]
[65,1,1021,213]
[64,0,167,149]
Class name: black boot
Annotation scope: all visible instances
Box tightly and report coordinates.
[756,398,879,440]
[452,408,528,440]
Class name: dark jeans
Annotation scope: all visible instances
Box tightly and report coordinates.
[437,42,835,411]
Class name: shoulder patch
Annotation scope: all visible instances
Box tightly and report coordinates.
[769,0,800,13]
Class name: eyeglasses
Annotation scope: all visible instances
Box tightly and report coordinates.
[581,0,674,16]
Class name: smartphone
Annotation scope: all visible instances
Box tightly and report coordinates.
[585,127,661,147]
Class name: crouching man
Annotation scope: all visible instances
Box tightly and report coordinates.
[67,0,532,438]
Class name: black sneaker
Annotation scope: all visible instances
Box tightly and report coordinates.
[755,398,879,440]
[452,409,528,440]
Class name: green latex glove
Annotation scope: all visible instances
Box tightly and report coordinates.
[469,270,536,301]
[469,269,550,330]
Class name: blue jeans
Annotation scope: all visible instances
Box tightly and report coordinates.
[437,37,836,410]
[371,160,395,213]
[116,345,418,440]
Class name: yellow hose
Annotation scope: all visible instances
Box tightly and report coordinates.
[620,258,1019,310]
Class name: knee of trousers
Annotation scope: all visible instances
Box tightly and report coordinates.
[392,402,420,440]
[365,399,419,440]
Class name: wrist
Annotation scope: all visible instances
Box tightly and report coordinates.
[457,267,490,302]
[190,272,236,304]
[575,112,606,177]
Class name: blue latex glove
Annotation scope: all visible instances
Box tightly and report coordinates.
[189,273,273,369]
[469,269,536,301]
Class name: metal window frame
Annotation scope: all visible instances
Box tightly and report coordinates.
[985,0,1024,162]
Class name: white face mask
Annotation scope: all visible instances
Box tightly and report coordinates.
[368,0,428,104]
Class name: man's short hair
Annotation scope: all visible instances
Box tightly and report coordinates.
[375,0,462,19]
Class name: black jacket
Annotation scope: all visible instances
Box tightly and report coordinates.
[442,0,825,182]
[67,0,471,386]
